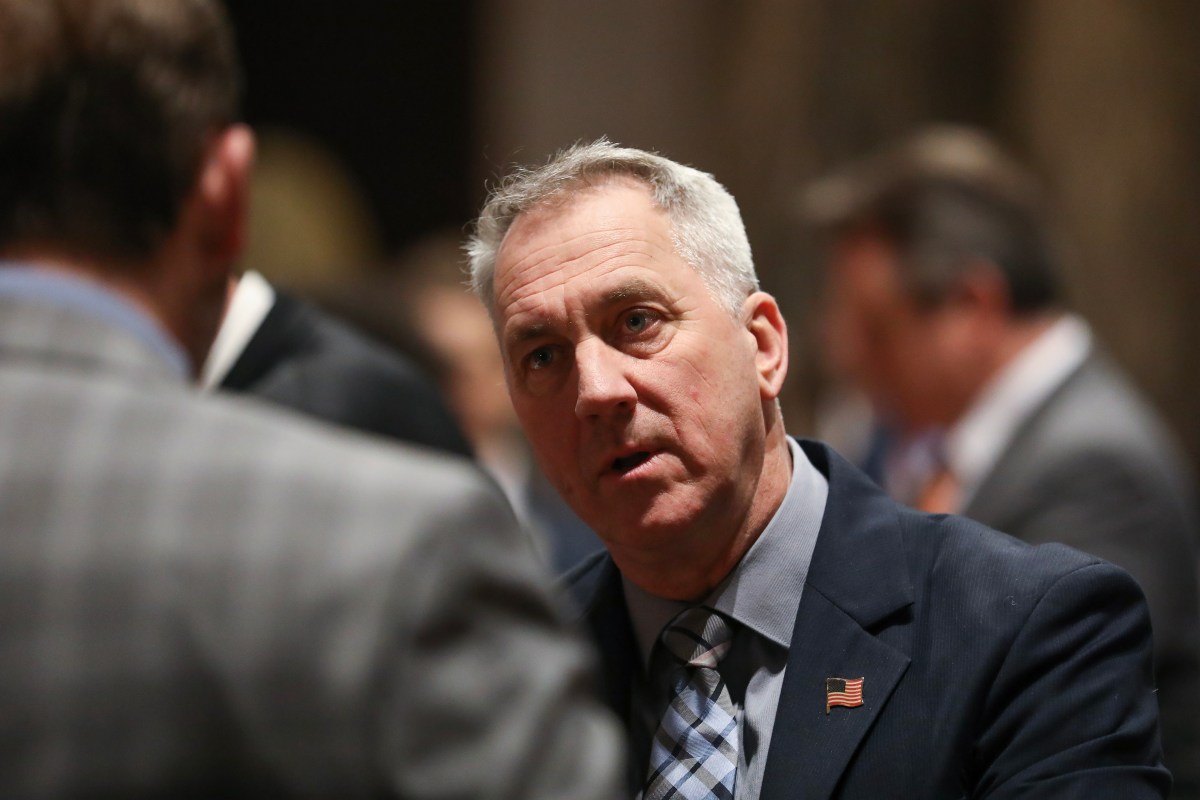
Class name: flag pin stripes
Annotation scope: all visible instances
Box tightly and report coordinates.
[826,677,864,713]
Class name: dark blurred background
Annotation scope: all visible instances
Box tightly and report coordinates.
[221,0,1200,472]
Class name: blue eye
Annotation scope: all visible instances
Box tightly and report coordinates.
[624,310,651,333]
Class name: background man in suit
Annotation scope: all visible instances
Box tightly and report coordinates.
[201,269,474,457]
[0,1,621,796]
[805,126,1200,794]
[467,139,1168,798]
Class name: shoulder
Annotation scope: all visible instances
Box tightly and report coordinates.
[899,505,1135,607]
[558,550,617,620]
[195,386,484,502]
[248,299,432,397]
[1019,352,1191,483]
[804,438,1118,613]
[235,299,472,454]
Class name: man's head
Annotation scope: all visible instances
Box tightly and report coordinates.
[0,0,252,371]
[805,126,1065,430]
[468,141,791,599]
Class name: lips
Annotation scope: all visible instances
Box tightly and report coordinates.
[611,451,652,474]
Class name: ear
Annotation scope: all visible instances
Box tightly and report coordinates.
[194,124,255,267]
[743,291,789,402]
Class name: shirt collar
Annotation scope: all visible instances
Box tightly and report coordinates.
[199,269,276,390]
[0,263,189,378]
[623,436,829,667]
[945,313,1092,502]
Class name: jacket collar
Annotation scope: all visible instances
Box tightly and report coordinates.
[219,289,309,391]
[759,440,913,800]
[0,294,184,385]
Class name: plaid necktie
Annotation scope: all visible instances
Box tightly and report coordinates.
[642,606,739,800]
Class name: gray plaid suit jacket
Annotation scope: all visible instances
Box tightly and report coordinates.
[0,295,622,798]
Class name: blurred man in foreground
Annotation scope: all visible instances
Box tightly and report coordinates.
[0,1,620,796]
[806,126,1200,795]
[468,139,1169,798]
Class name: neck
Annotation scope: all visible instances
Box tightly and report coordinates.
[1,244,210,378]
[924,312,1062,431]
[967,312,1061,412]
[3,246,161,316]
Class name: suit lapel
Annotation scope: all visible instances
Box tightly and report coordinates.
[565,555,645,792]
[761,442,914,800]
[220,291,312,391]
[961,353,1092,525]
[569,555,638,717]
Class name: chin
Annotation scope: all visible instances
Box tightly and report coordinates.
[595,504,708,551]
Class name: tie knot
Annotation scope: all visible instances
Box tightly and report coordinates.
[659,606,734,668]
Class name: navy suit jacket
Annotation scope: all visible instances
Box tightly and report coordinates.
[565,440,1169,798]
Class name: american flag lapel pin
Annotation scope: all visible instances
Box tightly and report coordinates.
[826,677,865,714]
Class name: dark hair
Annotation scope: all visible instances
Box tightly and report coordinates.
[804,127,1064,314]
[0,0,241,263]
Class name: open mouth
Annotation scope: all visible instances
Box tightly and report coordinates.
[611,451,653,474]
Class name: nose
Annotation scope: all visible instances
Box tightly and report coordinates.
[574,339,636,420]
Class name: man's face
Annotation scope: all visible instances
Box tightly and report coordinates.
[821,229,962,429]
[492,179,775,564]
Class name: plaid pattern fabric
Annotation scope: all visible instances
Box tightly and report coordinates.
[643,607,738,800]
[0,298,624,798]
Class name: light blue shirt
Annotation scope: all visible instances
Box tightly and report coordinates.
[0,264,189,378]
[623,436,829,799]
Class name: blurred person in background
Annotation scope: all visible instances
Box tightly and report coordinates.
[806,125,1200,795]
[468,139,1168,798]
[200,131,472,458]
[0,1,621,796]
[201,267,473,458]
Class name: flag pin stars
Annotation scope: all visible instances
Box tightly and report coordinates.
[826,677,864,714]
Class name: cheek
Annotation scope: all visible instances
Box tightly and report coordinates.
[889,329,950,405]
[513,396,578,470]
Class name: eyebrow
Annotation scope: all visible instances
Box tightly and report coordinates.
[504,278,670,350]
[601,278,667,307]
[505,321,550,350]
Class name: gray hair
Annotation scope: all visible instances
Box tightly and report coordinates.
[466,139,758,315]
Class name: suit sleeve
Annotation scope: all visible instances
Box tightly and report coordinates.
[1013,448,1199,660]
[1010,450,1200,796]
[375,477,624,800]
[973,561,1170,798]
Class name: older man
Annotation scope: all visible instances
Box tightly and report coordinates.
[468,140,1169,798]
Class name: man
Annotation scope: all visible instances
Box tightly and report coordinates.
[0,1,621,796]
[201,269,474,457]
[467,139,1169,798]
[806,126,1200,795]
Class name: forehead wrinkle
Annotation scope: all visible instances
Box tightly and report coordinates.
[496,199,672,282]
[499,229,664,310]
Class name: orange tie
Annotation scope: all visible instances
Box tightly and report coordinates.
[915,463,960,514]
